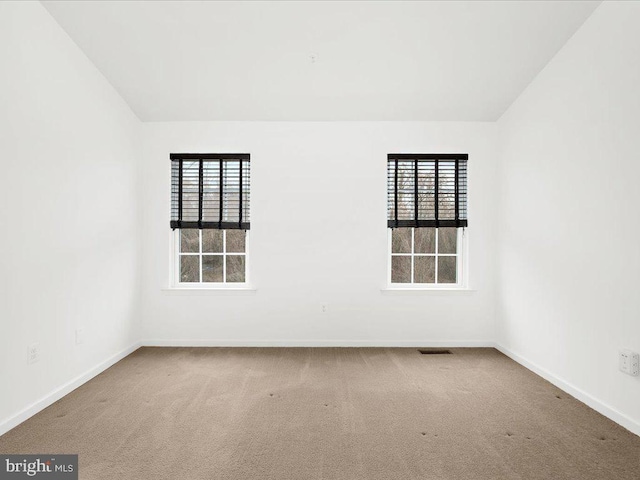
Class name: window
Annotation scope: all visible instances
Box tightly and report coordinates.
[387,154,467,287]
[177,229,248,283]
[390,227,461,284]
[170,153,250,286]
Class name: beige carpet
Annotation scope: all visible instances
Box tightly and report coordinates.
[1,347,638,479]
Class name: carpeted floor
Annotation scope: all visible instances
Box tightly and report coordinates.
[0,347,639,479]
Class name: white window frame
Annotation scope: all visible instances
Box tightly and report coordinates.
[387,227,468,289]
[170,229,250,289]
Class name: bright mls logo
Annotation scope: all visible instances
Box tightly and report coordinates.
[0,455,77,479]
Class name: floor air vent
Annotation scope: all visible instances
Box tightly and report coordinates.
[419,349,452,355]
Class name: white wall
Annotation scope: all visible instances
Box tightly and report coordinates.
[140,122,499,345]
[0,2,141,432]
[497,1,640,434]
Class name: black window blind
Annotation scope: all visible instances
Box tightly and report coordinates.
[170,153,250,230]
[387,154,467,228]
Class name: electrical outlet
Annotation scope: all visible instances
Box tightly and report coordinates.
[27,343,40,365]
[76,328,84,345]
[321,304,328,313]
[619,349,639,376]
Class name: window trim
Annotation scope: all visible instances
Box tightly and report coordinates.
[169,229,252,290]
[386,227,469,290]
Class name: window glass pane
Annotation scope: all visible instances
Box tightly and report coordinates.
[396,161,415,222]
[202,255,223,282]
[392,228,412,253]
[438,162,456,220]
[417,164,435,220]
[438,228,457,254]
[438,256,457,284]
[180,229,199,253]
[226,230,246,253]
[202,162,221,222]
[226,255,246,283]
[414,228,435,254]
[180,255,199,282]
[202,230,223,253]
[181,167,200,222]
[414,256,435,283]
[391,256,411,283]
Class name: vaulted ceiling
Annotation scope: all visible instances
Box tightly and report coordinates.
[42,1,600,121]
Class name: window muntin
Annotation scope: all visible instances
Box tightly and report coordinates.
[389,227,461,285]
[177,229,248,284]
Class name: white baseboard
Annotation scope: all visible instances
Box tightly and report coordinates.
[495,343,640,437]
[142,339,495,348]
[0,341,141,437]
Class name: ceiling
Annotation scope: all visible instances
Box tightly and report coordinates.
[42,1,600,122]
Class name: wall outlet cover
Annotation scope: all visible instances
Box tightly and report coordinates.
[619,349,639,376]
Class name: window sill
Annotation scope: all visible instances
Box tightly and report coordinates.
[162,286,257,296]
[381,287,476,296]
